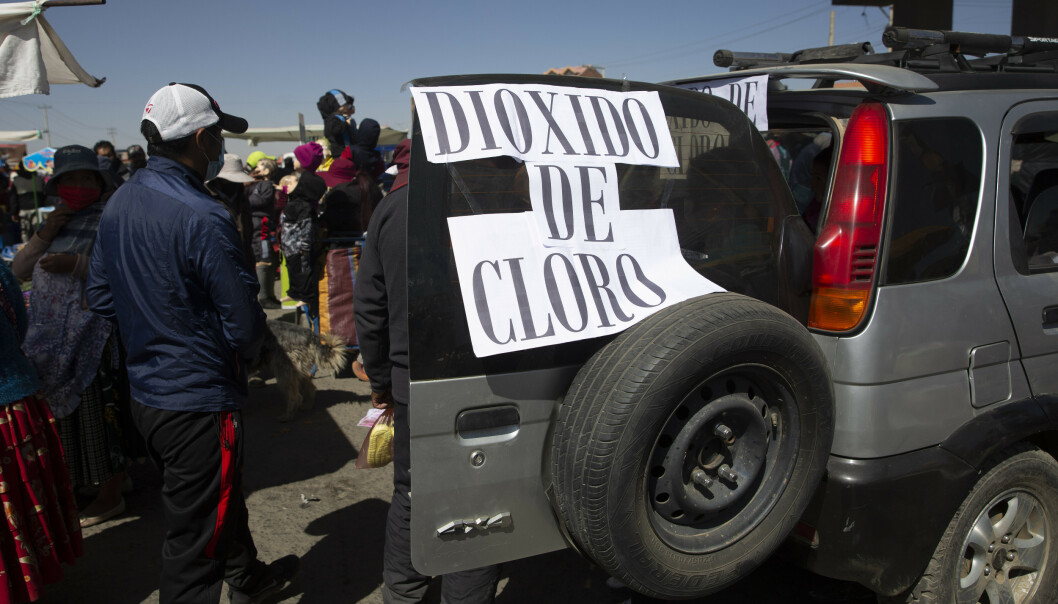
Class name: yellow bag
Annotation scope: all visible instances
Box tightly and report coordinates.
[356,407,394,469]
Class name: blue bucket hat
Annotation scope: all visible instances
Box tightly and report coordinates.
[45,144,104,195]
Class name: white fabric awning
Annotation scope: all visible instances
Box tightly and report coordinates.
[224,126,325,147]
[0,1,105,98]
[225,125,408,147]
[0,129,40,141]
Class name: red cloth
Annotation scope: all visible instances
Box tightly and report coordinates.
[321,157,356,188]
[390,139,411,192]
[0,394,83,603]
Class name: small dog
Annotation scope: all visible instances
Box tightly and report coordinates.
[254,320,349,421]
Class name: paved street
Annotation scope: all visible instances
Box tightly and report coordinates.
[39,307,877,604]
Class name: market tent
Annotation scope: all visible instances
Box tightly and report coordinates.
[225,125,324,146]
[0,0,105,98]
[0,129,41,141]
[377,127,407,147]
[226,125,408,147]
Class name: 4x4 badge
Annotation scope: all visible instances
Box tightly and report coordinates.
[437,513,512,537]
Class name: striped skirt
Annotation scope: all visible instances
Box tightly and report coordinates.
[0,394,83,603]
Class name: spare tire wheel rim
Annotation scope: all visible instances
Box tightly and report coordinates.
[646,365,800,554]
[958,489,1049,603]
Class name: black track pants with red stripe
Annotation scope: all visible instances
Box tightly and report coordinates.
[132,402,266,604]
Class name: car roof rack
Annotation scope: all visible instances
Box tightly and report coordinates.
[716,27,1058,75]
[663,62,938,95]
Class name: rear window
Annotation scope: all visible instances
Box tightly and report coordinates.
[761,127,837,232]
[407,81,800,381]
[881,118,982,285]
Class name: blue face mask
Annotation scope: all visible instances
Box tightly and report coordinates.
[203,131,225,181]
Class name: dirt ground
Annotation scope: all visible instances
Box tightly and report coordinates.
[38,307,877,604]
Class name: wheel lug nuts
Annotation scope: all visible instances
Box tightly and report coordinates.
[714,424,733,441]
[691,468,713,490]
[984,566,991,576]
[1007,552,1016,561]
[988,544,995,553]
[1002,535,1011,544]
[718,464,737,483]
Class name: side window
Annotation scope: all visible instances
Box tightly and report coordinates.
[1010,116,1058,274]
[882,118,982,285]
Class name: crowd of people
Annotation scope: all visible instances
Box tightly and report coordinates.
[0,82,495,604]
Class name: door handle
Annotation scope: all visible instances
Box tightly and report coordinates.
[1044,305,1058,328]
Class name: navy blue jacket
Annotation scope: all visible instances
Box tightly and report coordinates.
[86,156,266,412]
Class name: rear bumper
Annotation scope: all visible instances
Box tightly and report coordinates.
[783,446,977,597]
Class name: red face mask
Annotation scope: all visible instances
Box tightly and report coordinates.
[57,185,101,210]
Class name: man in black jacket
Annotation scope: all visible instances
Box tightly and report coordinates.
[354,175,500,604]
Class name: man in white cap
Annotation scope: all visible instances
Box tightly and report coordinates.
[86,83,298,604]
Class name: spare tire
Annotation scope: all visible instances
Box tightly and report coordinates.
[549,292,834,599]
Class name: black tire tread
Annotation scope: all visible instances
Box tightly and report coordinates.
[900,443,1058,604]
[551,292,834,598]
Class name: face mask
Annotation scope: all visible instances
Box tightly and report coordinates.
[202,131,225,181]
[57,185,101,210]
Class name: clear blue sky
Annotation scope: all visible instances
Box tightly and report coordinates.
[0,0,1013,159]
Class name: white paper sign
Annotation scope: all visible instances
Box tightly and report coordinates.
[674,75,769,130]
[526,162,628,249]
[447,210,724,357]
[411,84,679,167]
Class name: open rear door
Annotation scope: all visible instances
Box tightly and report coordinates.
[404,74,816,579]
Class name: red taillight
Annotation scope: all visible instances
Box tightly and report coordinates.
[791,521,820,548]
[809,102,889,332]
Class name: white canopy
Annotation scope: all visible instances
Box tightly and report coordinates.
[225,125,409,147]
[0,1,104,99]
[225,125,325,147]
[0,129,40,141]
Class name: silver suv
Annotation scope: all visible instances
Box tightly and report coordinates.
[395,27,1058,604]
[667,27,1058,604]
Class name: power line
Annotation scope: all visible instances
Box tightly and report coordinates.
[618,6,834,72]
[836,25,885,45]
[602,2,831,69]
[39,105,52,147]
[0,104,40,130]
[605,3,829,67]
[0,98,38,108]
[47,106,105,131]
[46,112,97,134]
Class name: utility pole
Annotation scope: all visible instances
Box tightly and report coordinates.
[106,127,117,143]
[884,5,894,51]
[829,10,835,46]
[39,104,52,147]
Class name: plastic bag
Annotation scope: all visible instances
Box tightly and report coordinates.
[355,406,394,469]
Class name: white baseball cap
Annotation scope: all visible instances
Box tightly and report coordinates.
[142,82,248,142]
